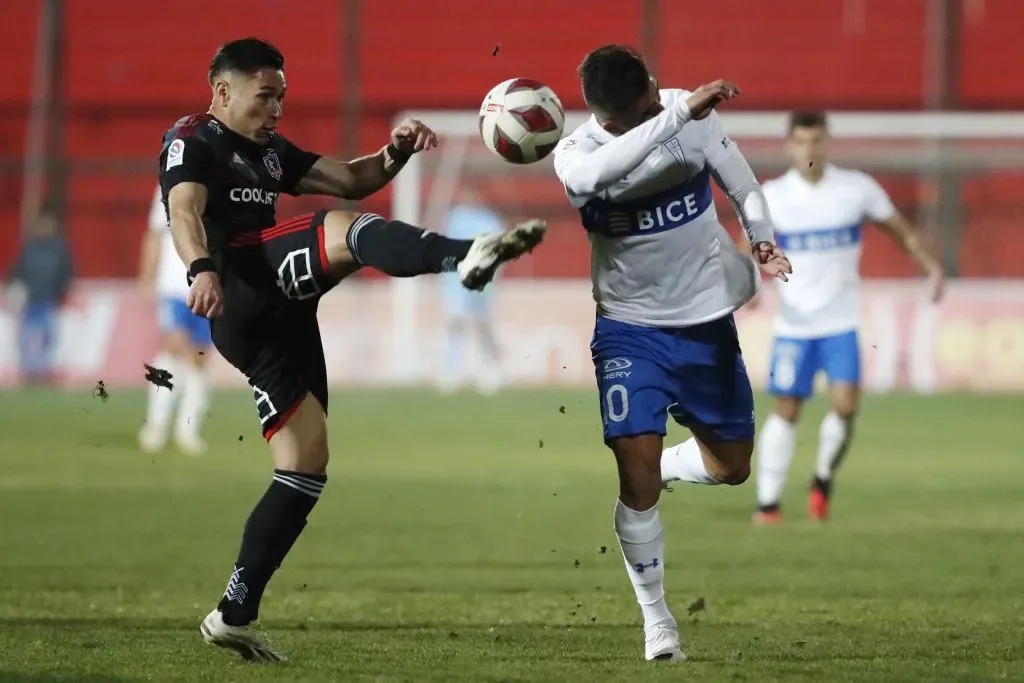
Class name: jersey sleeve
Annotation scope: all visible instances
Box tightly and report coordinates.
[147,186,167,232]
[703,112,777,245]
[553,98,694,198]
[858,173,897,222]
[700,111,739,170]
[277,135,322,196]
[159,136,217,195]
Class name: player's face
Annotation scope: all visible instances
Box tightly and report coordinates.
[220,69,287,144]
[600,75,662,135]
[787,125,829,173]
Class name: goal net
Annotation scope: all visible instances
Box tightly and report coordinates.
[385,110,1024,391]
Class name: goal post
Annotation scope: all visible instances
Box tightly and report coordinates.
[388,110,1024,385]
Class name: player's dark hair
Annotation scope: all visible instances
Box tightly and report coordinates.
[578,44,651,116]
[209,38,284,83]
[789,110,828,133]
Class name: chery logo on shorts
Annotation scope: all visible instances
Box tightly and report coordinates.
[603,357,632,380]
[230,188,278,205]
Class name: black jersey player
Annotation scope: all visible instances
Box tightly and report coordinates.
[158,38,545,661]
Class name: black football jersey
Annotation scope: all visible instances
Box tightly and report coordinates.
[158,113,320,254]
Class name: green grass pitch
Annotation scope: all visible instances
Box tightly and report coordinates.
[0,388,1021,682]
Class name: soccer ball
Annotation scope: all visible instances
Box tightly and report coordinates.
[479,78,565,164]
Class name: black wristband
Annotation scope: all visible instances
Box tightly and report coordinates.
[186,257,216,285]
[386,143,412,166]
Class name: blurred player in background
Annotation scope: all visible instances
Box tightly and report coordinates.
[438,185,505,395]
[752,111,945,524]
[554,45,791,662]
[138,186,212,455]
[6,207,73,386]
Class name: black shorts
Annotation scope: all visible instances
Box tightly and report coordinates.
[212,210,335,440]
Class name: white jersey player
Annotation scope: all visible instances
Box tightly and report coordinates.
[752,111,944,524]
[552,45,791,662]
[138,185,214,455]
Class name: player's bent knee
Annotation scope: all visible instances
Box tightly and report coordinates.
[829,385,859,420]
[320,210,364,276]
[695,434,753,486]
[161,330,192,357]
[707,457,751,486]
[268,393,330,475]
[773,396,803,423]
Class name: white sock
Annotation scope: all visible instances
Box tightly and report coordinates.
[660,437,721,485]
[614,500,675,629]
[815,411,851,481]
[175,363,210,440]
[755,413,797,507]
[144,352,179,437]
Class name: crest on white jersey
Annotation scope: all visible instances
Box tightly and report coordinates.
[663,139,687,170]
[263,150,283,181]
[166,139,184,170]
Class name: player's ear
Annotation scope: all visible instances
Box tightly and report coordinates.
[212,79,230,107]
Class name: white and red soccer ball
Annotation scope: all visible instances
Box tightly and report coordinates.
[479,78,565,164]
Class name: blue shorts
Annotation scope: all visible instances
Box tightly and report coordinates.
[767,330,860,398]
[591,315,755,443]
[158,297,212,347]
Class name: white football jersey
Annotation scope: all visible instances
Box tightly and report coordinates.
[762,164,895,338]
[553,89,760,328]
[149,186,191,299]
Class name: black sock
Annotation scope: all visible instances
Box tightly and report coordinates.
[812,476,832,498]
[347,213,473,276]
[217,470,327,626]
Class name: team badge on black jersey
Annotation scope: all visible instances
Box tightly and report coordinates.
[263,150,283,181]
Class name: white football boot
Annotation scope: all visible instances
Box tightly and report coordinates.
[200,609,286,662]
[457,219,546,291]
[645,619,686,662]
[138,426,167,454]
[174,431,207,457]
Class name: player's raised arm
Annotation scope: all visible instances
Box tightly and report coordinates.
[293,119,438,199]
[554,46,738,197]
[703,112,792,281]
[555,82,738,197]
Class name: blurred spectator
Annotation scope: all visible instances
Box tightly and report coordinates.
[437,185,505,395]
[6,207,73,385]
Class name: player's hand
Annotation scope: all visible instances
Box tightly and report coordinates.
[187,271,224,319]
[753,242,792,282]
[391,119,439,154]
[927,268,946,304]
[686,80,741,120]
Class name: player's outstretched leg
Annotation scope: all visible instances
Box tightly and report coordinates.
[810,383,857,521]
[752,397,802,524]
[320,211,545,290]
[202,394,329,662]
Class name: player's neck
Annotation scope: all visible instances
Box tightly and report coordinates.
[797,166,826,184]
[207,105,260,144]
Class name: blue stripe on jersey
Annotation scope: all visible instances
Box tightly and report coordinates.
[579,167,712,237]
[776,223,863,252]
